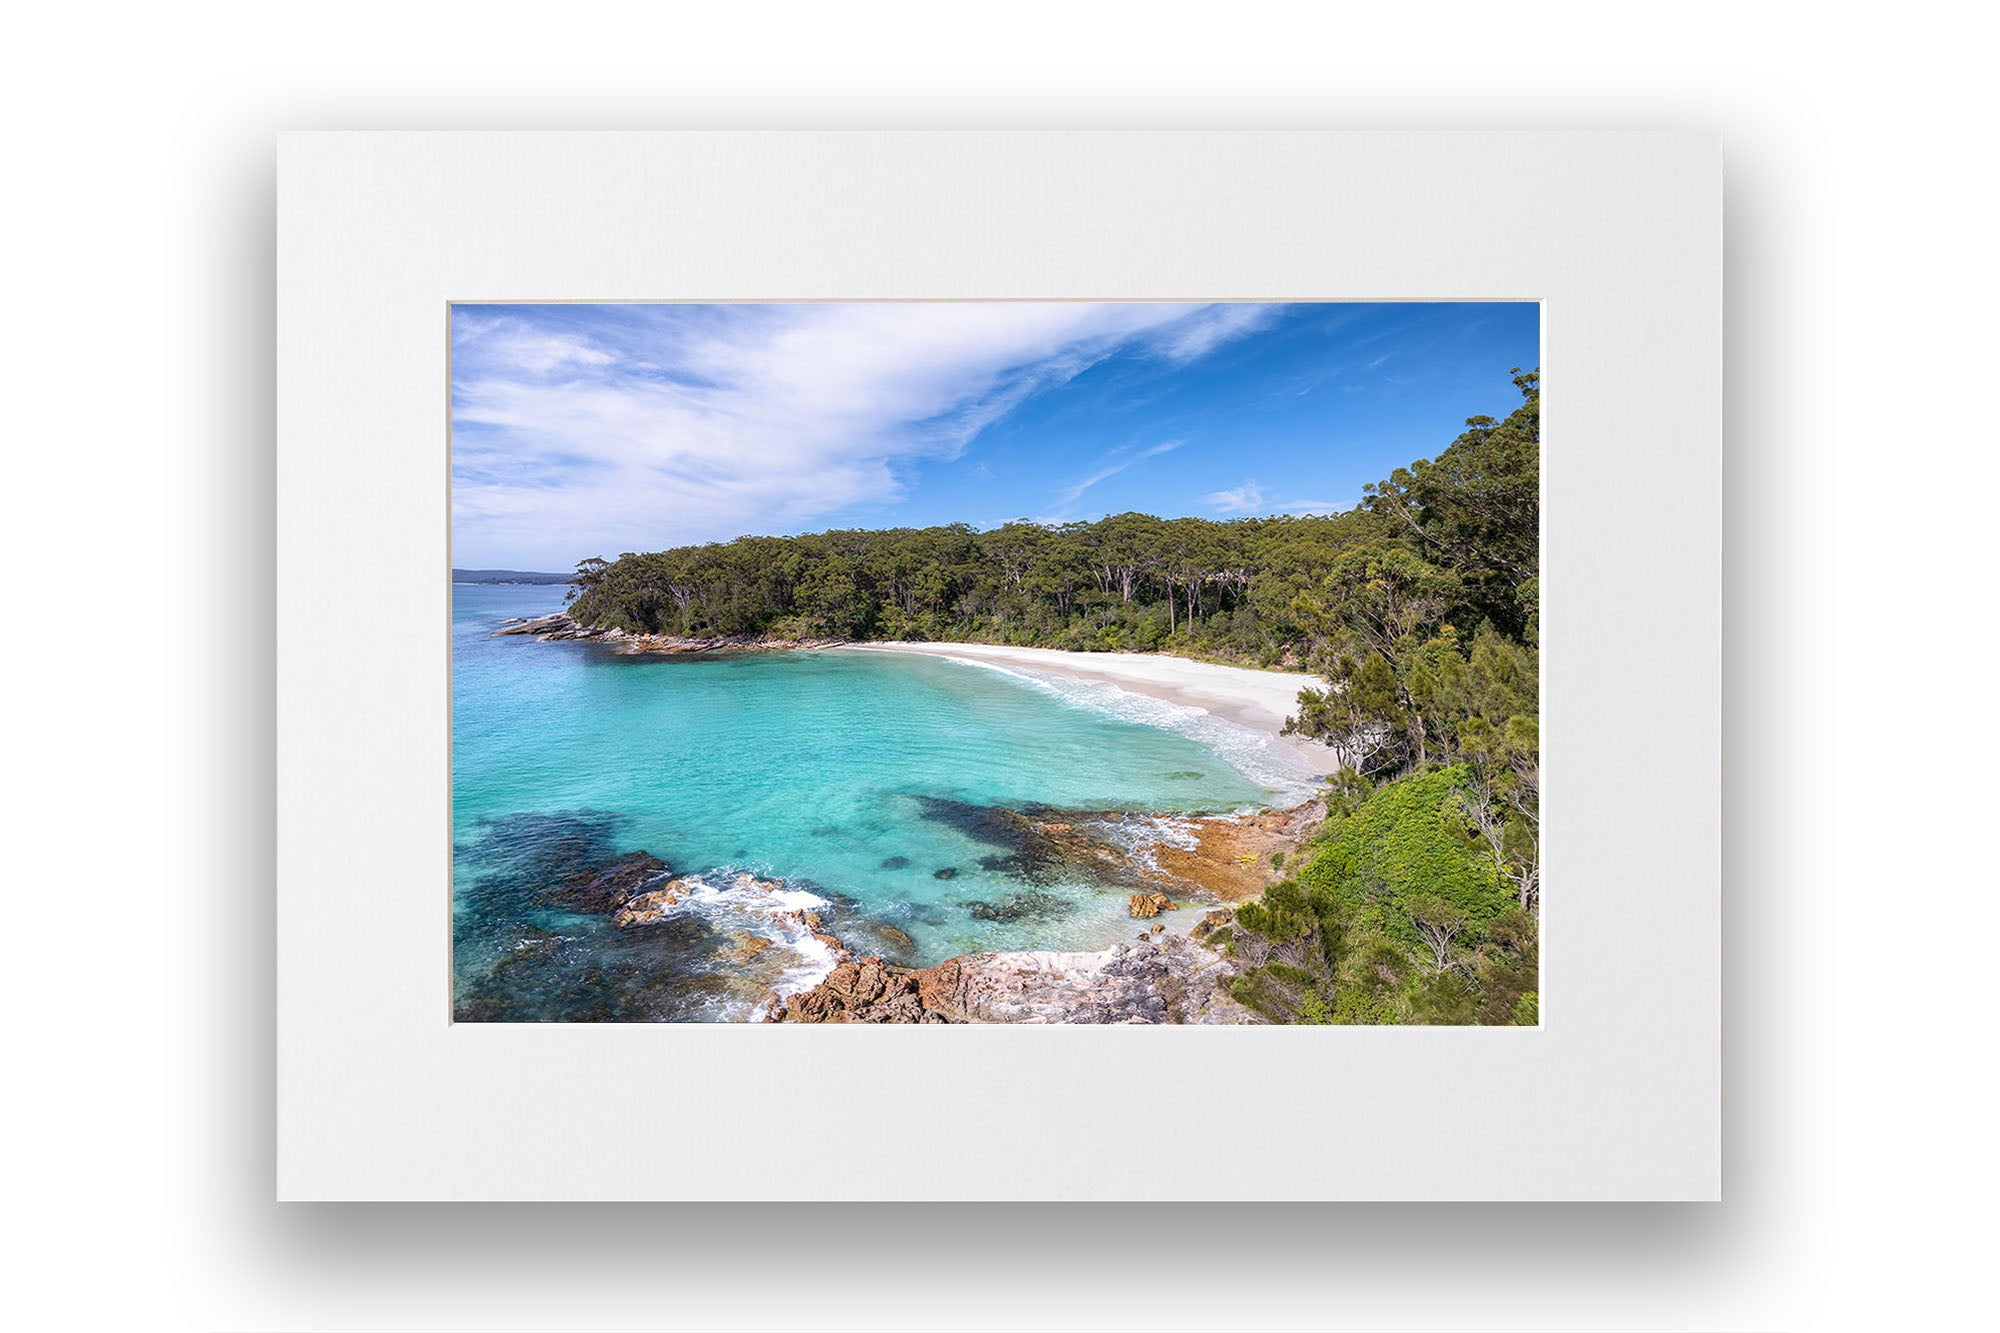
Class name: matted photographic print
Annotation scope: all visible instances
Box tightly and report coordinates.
[451,301,1541,1025]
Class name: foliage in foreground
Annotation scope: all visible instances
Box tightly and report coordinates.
[1224,765,1539,1026]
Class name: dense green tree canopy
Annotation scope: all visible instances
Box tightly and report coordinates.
[569,369,1540,689]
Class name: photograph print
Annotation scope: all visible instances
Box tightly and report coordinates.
[450,300,1541,1025]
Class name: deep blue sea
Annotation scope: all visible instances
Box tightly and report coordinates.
[452,582,1315,1020]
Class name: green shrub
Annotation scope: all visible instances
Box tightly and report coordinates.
[1329,988,1391,1025]
[1295,765,1509,939]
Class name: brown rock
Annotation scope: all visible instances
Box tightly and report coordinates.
[914,958,963,1014]
[724,932,772,964]
[769,934,1257,1025]
[612,880,687,928]
[1189,908,1233,942]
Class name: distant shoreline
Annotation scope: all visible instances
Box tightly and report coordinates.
[452,568,572,585]
[844,640,1343,777]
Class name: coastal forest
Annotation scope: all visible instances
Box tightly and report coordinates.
[568,369,1542,1024]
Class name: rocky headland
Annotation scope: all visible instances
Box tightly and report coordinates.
[493,613,846,654]
[989,796,1326,904]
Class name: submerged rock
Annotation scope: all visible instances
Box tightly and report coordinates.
[879,856,910,870]
[724,933,773,964]
[932,867,958,880]
[544,851,671,914]
[911,796,1149,891]
[965,891,1073,924]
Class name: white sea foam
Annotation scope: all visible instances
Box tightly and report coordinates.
[641,872,842,1018]
[1081,813,1204,872]
[937,654,1320,803]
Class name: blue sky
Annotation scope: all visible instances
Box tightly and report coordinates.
[451,301,1538,571]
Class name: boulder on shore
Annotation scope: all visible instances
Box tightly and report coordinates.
[1189,908,1233,942]
[1127,891,1178,919]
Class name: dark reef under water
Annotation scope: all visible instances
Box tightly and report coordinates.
[452,795,1180,1022]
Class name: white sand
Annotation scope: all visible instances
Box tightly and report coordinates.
[846,641,1345,777]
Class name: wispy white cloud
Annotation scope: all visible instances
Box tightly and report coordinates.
[451,303,1275,567]
[1152,303,1283,362]
[1204,481,1266,513]
[1203,480,1344,516]
[1053,439,1184,510]
[454,313,615,374]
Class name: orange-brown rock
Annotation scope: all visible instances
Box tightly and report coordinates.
[1148,798,1326,901]
[772,936,1258,1024]
[724,933,773,964]
[612,880,687,928]
[1128,891,1177,919]
[1189,908,1233,942]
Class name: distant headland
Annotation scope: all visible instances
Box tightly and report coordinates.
[452,568,572,585]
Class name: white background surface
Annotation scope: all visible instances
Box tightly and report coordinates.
[277,130,1717,1204]
[4,1,1989,1328]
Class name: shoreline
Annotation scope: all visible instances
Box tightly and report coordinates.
[477,614,1340,1022]
[763,800,1330,1022]
[492,615,1344,778]
[844,640,1345,777]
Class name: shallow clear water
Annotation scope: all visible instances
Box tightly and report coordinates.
[452,582,1313,1020]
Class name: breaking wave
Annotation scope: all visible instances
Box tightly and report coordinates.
[647,872,844,1017]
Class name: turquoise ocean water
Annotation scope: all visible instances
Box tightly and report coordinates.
[452,582,1316,1020]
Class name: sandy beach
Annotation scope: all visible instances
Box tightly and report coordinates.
[846,641,1344,776]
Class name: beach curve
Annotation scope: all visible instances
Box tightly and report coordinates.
[843,641,1344,777]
